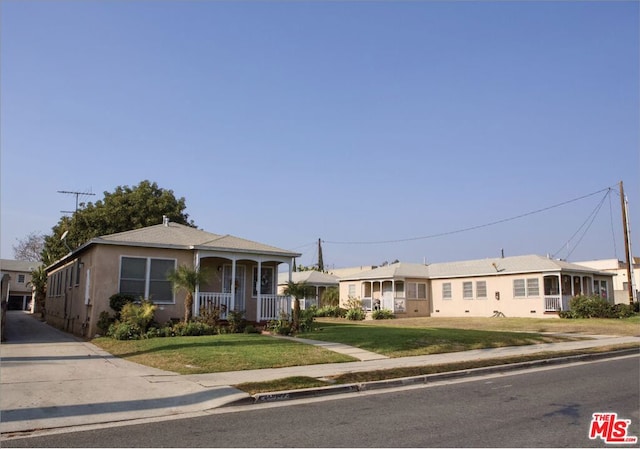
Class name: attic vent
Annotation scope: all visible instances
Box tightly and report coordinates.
[162,215,169,226]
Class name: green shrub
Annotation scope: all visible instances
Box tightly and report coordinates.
[298,308,316,333]
[171,321,216,336]
[372,309,395,320]
[346,307,366,321]
[244,324,260,334]
[108,321,142,340]
[120,300,157,333]
[109,293,136,315]
[345,296,365,321]
[197,305,226,327]
[560,295,633,319]
[227,310,247,333]
[612,303,635,318]
[143,326,175,339]
[97,311,115,334]
[315,305,347,318]
[267,311,292,335]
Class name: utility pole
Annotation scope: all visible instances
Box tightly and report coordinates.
[620,181,634,305]
[58,190,95,213]
[317,238,324,272]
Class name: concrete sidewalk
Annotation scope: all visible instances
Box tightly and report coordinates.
[1,311,638,436]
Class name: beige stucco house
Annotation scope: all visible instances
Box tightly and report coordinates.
[338,255,615,318]
[44,219,300,338]
[1,259,41,312]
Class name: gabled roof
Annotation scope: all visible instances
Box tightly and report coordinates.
[91,222,298,257]
[48,222,300,270]
[427,254,610,278]
[277,271,339,286]
[93,222,300,257]
[340,262,430,281]
[0,259,41,273]
[339,255,613,281]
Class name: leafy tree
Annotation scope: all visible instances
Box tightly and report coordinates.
[13,232,45,262]
[28,266,47,318]
[282,281,316,333]
[166,264,210,322]
[43,180,195,261]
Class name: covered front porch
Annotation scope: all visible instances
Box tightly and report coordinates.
[360,280,407,313]
[193,250,294,322]
[543,272,606,312]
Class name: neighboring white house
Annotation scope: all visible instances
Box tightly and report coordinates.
[575,258,639,304]
[338,254,615,318]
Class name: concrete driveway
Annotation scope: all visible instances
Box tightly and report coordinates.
[0,311,247,435]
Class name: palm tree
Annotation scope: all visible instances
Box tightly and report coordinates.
[282,281,316,333]
[166,264,210,322]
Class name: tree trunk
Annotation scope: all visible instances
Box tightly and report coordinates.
[184,292,193,322]
[292,297,300,333]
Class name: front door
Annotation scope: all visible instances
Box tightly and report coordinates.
[223,265,246,311]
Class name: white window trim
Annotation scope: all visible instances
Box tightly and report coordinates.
[463,281,474,300]
[407,282,427,300]
[442,282,452,300]
[476,281,487,299]
[119,256,177,304]
[513,277,540,298]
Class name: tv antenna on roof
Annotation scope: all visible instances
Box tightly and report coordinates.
[58,189,95,213]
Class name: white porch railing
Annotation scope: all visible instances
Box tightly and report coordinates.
[259,295,291,321]
[544,296,561,312]
[544,295,572,312]
[197,292,233,319]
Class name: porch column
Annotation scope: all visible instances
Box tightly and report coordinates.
[231,259,236,311]
[391,280,395,312]
[257,260,262,321]
[194,251,201,318]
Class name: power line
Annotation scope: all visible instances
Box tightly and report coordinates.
[324,186,615,245]
[552,189,610,259]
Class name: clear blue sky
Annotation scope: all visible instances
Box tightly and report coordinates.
[1,1,638,269]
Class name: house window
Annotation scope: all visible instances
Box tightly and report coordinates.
[119,257,175,303]
[476,281,487,299]
[407,282,427,299]
[348,284,356,298]
[597,280,608,299]
[252,266,274,296]
[513,278,539,298]
[17,274,25,284]
[463,282,473,299]
[395,281,405,298]
[513,279,526,297]
[526,278,540,297]
[442,283,452,299]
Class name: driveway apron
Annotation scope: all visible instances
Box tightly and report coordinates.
[0,311,247,435]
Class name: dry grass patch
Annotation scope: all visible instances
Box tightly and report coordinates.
[317,316,640,336]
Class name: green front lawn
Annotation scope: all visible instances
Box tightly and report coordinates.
[306,321,579,357]
[92,333,356,374]
[92,319,588,373]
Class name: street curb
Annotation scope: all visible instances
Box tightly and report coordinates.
[232,348,639,406]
